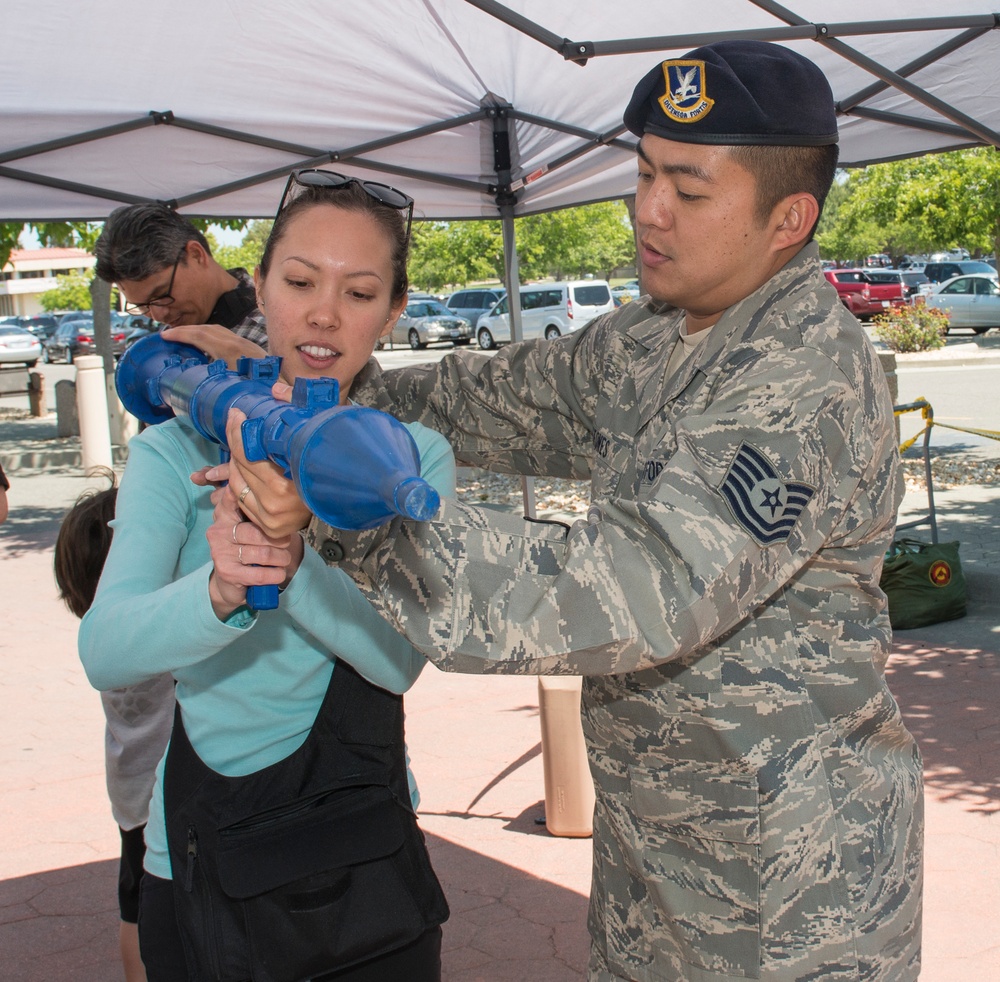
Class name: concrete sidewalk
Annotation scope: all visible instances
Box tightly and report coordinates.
[1,406,998,981]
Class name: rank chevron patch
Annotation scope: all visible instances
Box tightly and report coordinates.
[719,442,816,545]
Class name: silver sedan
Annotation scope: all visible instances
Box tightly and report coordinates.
[921,272,1000,334]
[385,300,473,350]
[0,324,43,367]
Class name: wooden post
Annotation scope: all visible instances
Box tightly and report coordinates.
[27,370,44,417]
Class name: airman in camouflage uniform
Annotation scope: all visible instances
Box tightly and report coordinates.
[252,40,922,982]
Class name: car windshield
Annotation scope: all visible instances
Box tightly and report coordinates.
[408,301,450,317]
[575,285,611,305]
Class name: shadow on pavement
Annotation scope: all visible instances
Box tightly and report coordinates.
[0,834,591,982]
[426,832,590,981]
[0,505,71,556]
[0,859,120,982]
[886,636,1000,815]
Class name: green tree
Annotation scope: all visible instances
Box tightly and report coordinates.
[408,220,505,290]
[32,221,103,251]
[39,270,94,312]
[819,149,1000,263]
[0,216,248,270]
[407,200,635,290]
[213,220,272,272]
[518,201,634,281]
[0,223,22,269]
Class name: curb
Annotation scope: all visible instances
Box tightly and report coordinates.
[896,353,1000,370]
[0,443,128,474]
[892,341,1000,370]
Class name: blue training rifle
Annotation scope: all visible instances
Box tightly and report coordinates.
[115,332,440,611]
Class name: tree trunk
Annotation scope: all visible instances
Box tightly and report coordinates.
[89,276,114,378]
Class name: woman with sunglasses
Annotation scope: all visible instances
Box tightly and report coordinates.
[80,171,453,982]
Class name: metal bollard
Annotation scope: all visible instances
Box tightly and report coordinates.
[55,379,80,437]
[538,676,595,837]
[27,371,45,417]
[75,355,113,476]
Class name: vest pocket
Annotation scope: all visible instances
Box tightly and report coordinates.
[216,785,406,897]
[199,785,434,982]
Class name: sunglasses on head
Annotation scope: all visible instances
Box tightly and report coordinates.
[275,169,414,242]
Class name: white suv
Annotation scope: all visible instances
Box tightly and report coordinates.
[475,280,615,350]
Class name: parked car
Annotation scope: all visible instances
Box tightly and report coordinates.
[20,314,60,341]
[923,259,996,284]
[0,324,43,367]
[386,299,473,349]
[917,272,1000,334]
[475,279,615,349]
[444,287,506,329]
[864,254,892,268]
[121,316,158,350]
[898,269,930,297]
[822,269,890,320]
[57,309,94,326]
[611,280,641,305]
[862,268,924,302]
[43,315,130,364]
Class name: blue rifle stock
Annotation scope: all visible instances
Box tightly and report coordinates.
[115,332,440,611]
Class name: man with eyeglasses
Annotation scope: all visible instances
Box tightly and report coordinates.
[94,203,267,366]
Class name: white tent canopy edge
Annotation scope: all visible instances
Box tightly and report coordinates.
[1,0,998,224]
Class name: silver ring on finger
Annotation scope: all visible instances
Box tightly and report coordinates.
[232,522,241,544]
[239,485,253,506]
[238,545,245,565]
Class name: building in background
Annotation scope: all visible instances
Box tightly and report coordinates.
[0,248,95,317]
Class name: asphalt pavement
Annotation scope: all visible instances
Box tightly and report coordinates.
[1,344,999,981]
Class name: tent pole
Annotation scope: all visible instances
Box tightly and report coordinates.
[500,203,535,518]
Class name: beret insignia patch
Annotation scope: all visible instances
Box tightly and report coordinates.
[719,442,815,545]
[658,60,715,124]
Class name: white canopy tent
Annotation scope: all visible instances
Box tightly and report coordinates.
[3,0,996,496]
[2,0,999,225]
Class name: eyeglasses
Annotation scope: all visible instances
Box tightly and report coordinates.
[275,169,414,244]
[123,247,186,316]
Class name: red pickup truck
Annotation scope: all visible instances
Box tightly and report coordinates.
[823,269,906,320]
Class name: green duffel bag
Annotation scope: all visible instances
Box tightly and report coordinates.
[880,538,967,630]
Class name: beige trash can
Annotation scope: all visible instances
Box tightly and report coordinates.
[538,676,595,837]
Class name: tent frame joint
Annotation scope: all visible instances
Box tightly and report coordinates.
[560,38,594,64]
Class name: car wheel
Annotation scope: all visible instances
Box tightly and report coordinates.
[408,329,425,350]
[25,359,37,368]
[478,327,495,351]
[544,326,561,340]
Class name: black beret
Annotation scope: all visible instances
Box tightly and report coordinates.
[623,40,838,146]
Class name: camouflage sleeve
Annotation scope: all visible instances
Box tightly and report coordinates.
[321,345,898,677]
[380,327,608,478]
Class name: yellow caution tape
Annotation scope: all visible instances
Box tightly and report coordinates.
[894,396,1000,450]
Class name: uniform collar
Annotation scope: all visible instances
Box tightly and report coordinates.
[629,242,821,425]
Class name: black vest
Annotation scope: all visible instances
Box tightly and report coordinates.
[209,271,258,330]
[164,659,448,982]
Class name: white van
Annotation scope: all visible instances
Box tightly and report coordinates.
[475,280,615,349]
